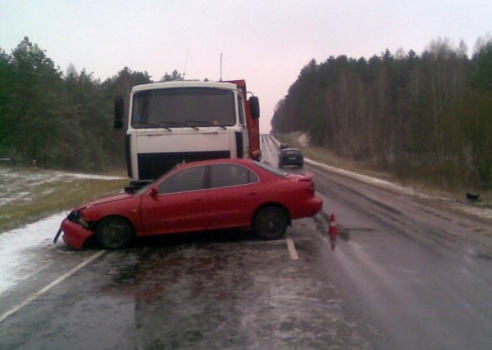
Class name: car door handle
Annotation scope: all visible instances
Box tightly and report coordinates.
[192,198,203,202]
[248,192,258,196]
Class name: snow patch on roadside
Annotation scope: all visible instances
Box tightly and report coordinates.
[0,212,67,294]
[269,134,492,220]
[452,203,492,220]
[0,168,126,295]
[0,168,125,207]
[306,158,416,194]
[52,171,125,181]
[306,158,492,220]
[297,134,310,147]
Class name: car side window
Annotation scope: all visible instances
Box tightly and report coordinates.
[209,164,258,189]
[157,166,206,194]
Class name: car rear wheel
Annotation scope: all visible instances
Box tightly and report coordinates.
[254,206,288,240]
[96,216,134,249]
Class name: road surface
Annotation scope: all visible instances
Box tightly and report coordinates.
[1,135,491,349]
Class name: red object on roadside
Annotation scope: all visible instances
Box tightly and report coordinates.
[328,214,338,250]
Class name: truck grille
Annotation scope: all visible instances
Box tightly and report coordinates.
[138,151,231,180]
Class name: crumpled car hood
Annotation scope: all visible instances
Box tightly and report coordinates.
[75,193,133,211]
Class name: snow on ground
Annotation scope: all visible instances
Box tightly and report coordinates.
[306,158,412,192]
[0,212,67,294]
[0,167,126,294]
[305,158,492,220]
[296,134,310,147]
[0,167,124,207]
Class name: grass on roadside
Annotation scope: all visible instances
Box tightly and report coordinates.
[273,133,492,208]
[0,171,129,233]
[274,133,394,179]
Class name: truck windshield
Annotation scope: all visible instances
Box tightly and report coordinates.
[131,87,236,129]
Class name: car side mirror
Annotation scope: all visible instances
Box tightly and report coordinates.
[149,187,159,197]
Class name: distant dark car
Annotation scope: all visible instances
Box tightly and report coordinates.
[280,143,289,150]
[278,148,304,168]
[55,158,322,250]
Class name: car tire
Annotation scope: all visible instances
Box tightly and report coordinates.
[254,206,288,240]
[96,216,134,249]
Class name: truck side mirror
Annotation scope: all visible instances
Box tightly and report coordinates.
[114,96,124,129]
[249,96,260,119]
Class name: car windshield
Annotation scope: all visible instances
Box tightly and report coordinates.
[131,87,236,129]
[253,161,288,177]
[134,181,155,195]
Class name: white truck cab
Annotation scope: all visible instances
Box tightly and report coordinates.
[115,80,260,190]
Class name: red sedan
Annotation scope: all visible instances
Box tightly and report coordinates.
[55,159,323,250]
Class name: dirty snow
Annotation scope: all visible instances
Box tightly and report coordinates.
[305,158,492,220]
[296,134,310,147]
[0,212,67,294]
[0,168,126,294]
[0,167,124,206]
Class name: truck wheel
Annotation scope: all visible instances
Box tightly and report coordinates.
[96,216,134,249]
[254,206,288,240]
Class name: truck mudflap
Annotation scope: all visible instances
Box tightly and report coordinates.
[251,149,262,161]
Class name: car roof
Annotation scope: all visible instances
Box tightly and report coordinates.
[156,158,288,182]
[175,158,254,169]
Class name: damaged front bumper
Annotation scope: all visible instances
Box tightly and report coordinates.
[53,211,95,250]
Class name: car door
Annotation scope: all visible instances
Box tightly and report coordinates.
[206,163,263,230]
[140,165,208,236]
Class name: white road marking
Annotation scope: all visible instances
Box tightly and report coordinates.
[286,236,299,260]
[0,250,105,323]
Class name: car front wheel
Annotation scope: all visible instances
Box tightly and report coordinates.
[254,206,288,240]
[96,216,134,249]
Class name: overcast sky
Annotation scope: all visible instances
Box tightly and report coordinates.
[1,0,491,133]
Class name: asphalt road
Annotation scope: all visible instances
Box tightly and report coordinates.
[265,135,492,349]
[1,135,491,349]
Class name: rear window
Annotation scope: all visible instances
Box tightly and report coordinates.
[209,164,258,188]
[282,149,301,155]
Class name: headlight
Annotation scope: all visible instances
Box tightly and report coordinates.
[67,210,90,229]
[67,210,80,222]
[78,216,90,229]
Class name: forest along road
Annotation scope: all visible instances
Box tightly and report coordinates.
[1,136,492,349]
[263,134,492,349]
